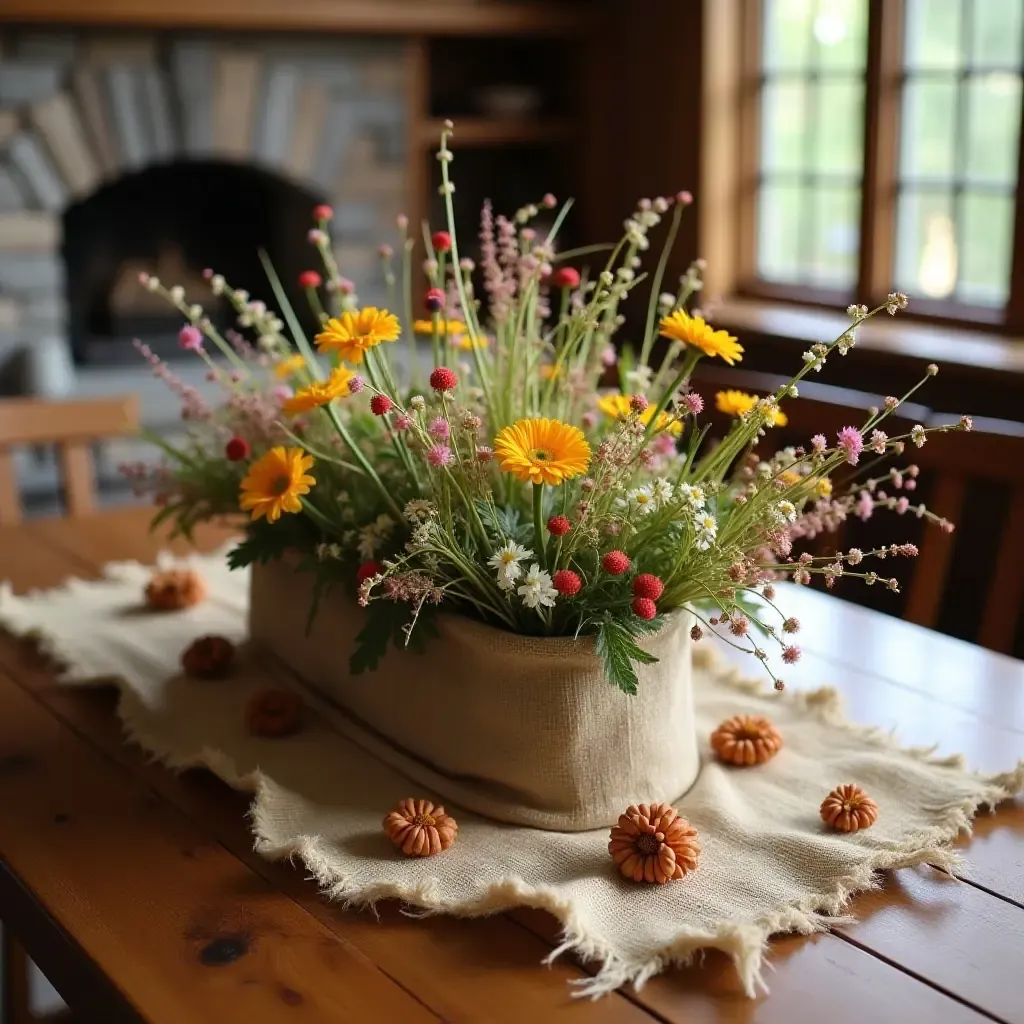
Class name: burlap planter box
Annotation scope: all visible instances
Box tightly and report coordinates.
[249,559,701,831]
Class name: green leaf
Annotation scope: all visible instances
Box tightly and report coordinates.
[226,522,293,570]
[474,500,524,543]
[350,600,406,674]
[595,616,660,695]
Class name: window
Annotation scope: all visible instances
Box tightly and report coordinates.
[750,0,1024,328]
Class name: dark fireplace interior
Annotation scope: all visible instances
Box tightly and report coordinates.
[63,161,325,365]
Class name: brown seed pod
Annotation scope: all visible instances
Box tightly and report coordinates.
[710,714,784,766]
[820,784,879,833]
[245,688,304,738]
[383,798,458,857]
[145,569,206,611]
[181,635,235,679]
[608,802,700,884]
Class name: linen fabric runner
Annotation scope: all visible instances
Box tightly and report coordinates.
[2,550,1020,997]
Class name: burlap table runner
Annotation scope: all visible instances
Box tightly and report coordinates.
[2,549,1021,998]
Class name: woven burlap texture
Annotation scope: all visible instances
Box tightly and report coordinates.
[1,549,1021,999]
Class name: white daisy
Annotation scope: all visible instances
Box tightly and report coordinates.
[488,541,533,585]
[517,563,558,611]
[651,478,674,505]
[619,485,656,516]
[693,511,718,552]
[775,500,798,523]
[683,485,706,509]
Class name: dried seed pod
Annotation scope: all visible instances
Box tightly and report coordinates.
[181,635,235,679]
[145,569,205,611]
[608,802,700,884]
[710,714,783,766]
[383,798,458,857]
[820,784,879,833]
[246,688,304,738]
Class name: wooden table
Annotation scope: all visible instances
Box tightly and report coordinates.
[0,506,1021,1024]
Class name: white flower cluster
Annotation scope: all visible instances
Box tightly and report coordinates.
[616,478,675,517]
[357,513,395,559]
[486,542,557,614]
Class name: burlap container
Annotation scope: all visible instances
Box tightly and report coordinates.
[249,559,700,831]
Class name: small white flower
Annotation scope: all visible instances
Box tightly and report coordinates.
[620,485,656,516]
[404,498,437,523]
[775,500,798,523]
[488,541,533,584]
[357,513,395,559]
[169,285,185,303]
[625,365,653,390]
[652,478,674,505]
[693,512,718,552]
[518,563,558,610]
[911,424,927,448]
[683,485,706,509]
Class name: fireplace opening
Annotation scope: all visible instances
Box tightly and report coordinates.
[62,161,326,365]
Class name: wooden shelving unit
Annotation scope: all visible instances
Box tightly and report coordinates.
[416,117,574,148]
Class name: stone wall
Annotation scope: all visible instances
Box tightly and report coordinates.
[0,28,407,395]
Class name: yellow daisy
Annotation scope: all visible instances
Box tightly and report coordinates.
[596,392,682,436]
[274,354,307,379]
[659,310,744,365]
[413,318,467,337]
[453,332,490,351]
[315,308,400,364]
[239,446,315,523]
[493,418,591,486]
[282,365,355,415]
[815,477,833,498]
[715,390,787,427]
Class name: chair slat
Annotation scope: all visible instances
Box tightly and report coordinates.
[0,396,138,447]
[904,472,966,629]
[979,485,1024,654]
[0,451,20,527]
[60,442,96,518]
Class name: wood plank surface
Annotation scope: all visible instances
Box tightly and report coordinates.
[0,507,1022,1024]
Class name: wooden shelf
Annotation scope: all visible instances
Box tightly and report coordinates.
[417,117,573,147]
[0,1,586,35]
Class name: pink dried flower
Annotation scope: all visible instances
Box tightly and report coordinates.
[601,343,617,367]
[846,547,863,565]
[178,325,203,351]
[426,444,452,468]
[728,614,750,637]
[475,445,494,462]
[960,415,973,431]
[630,394,649,414]
[581,411,598,430]
[837,426,863,465]
[763,584,776,600]
[869,429,888,454]
[347,375,365,394]
[681,392,704,416]
[896,497,910,514]
[793,569,811,586]
[782,646,801,664]
[887,577,900,592]
[307,228,327,245]
[810,433,827,454]
[461,412,482,433]
[393,413,413,431]
[690,624,703,641]
[782,617,800,633]
[428,416,450,440]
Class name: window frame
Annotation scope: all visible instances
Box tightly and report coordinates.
[738,0,1024,333]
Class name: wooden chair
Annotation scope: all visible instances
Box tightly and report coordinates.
[0,396,139,526]
[0,395,138,1024]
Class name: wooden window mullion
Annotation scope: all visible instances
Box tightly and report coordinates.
[1005,4,1024,329]
[858,0,904,306]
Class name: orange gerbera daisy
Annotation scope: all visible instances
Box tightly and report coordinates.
[493,418,591,486]
[596,393,683,436]
[282,365,355,415]
[315,308,400,364]
[239,446,315,523]
[659,310,743,365]
[412,318,466,337]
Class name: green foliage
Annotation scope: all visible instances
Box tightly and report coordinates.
[474,500,528,545]
[349,600,437,675]
[226,516,315,571]
[595,613,661,695]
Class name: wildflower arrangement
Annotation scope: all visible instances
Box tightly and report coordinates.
[128,123,971,694]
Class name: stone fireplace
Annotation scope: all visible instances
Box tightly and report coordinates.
[0,28,406,395]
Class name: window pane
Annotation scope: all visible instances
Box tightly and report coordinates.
[905,0,963,70]
[813,79,863,172]
[901,78,958,179]
[814,0,869,70]
[970,0,1023,69]
[959,191,1014,305]
[763,0,815,71]
[809,184,860,285]
[757,180,807,281]
[965,73,1022,183]
[761,81,809,173]
[895,188,957,298]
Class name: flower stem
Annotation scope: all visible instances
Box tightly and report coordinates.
[533,483,547,569]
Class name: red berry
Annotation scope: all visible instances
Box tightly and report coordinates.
[356,561,382,585]
[552,569,582,597]
[547,515,571,536]
[632,596,657,620]
[312,204,334,222]
[551,266,581,289]
[602,550,631,575]
[424,287,445,313]
[629,394,649,414]
[225,437,250,461]
[298,270,322,289]
[632,573,664,601]
[430,366,458,392]
[432,230,452,253]
[370,394,393,416]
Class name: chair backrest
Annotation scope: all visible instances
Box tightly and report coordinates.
[689,367,1024,656]
[0,395,139,525]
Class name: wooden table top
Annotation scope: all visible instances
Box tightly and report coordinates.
[0,505,1022,1024]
